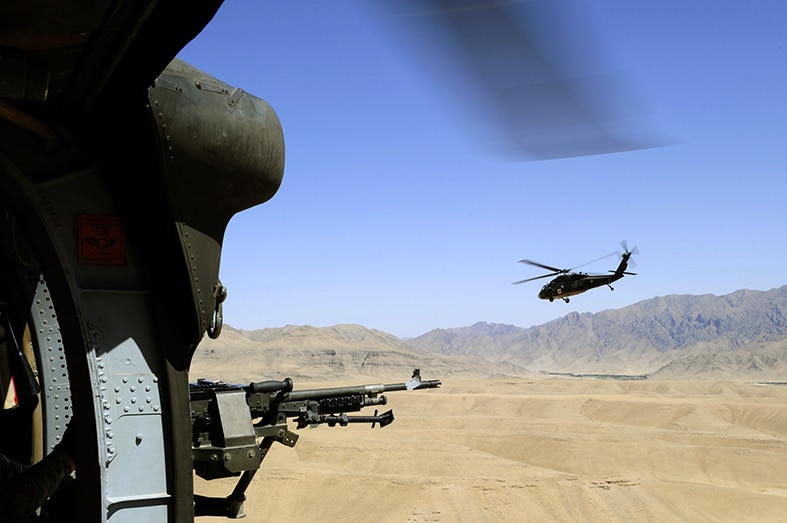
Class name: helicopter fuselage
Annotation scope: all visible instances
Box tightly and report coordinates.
[538,271,624,302]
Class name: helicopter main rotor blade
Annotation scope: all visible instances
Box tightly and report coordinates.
[569,251,619,271]
[518,259,566,273]
[379,0,664,160]
[513,272,559,285]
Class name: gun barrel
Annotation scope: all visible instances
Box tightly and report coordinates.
[414,379,442,389]
[283,378,442,402]
[381,383,407,392]
[383,379,442,391]
[283,383,386,402]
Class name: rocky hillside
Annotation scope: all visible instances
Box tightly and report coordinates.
[190,323,522,384]
[408,286,787,377]
[648,342,787,380]
[192,287,787,382]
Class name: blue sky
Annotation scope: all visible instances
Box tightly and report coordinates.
[178,1,787,338]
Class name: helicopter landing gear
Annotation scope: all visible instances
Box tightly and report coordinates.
[549,297,554,302]
[563,297,570,303]
[607,284,614,291]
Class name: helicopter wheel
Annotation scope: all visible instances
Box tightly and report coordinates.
[549,297,554,302]
[563,298,570,303]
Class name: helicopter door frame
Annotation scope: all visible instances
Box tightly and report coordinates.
[1,152,195,522]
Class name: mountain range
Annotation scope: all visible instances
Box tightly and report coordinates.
[192,286,787,382]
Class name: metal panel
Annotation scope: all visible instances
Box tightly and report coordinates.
[30,276,72,452]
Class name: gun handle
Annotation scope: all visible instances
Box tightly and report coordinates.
[247,378,293,394]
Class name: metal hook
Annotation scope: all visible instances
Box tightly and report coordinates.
[207,282,227,339]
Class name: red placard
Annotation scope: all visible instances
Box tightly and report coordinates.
[78,215,125,265]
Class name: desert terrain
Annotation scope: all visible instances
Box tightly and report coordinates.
[192,377,787,522]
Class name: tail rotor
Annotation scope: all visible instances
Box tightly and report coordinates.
[616,240,639,274]
[620,240,640,257]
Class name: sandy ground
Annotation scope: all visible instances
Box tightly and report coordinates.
[193,378,787,522]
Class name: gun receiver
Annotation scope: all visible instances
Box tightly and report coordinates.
[190,369,440,518]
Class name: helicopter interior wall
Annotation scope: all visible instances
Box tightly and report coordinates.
[0,199,190,521]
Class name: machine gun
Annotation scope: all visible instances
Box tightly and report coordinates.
[190,369,441,518]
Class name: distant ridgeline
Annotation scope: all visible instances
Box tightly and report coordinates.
[195,287,787,382]
[408,286,787,380]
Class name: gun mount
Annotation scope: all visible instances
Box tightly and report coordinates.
[189,369,440,518]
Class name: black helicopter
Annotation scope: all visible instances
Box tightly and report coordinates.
[514,242,638,303]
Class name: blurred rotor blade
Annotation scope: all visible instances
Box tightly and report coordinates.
[513,272,558,285]
[620,240,640,256]
[382,0,664,160]
[570,251,619,271]
[619,240,639,270]
[518,259,565,273]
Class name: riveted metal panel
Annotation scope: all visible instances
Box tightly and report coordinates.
[106,413,167,501]
[30,276,72,452]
